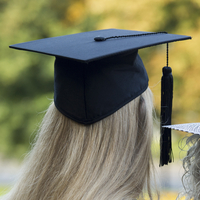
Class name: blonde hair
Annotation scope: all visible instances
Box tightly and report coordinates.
[180,134,200,200]
[3,87,155,200]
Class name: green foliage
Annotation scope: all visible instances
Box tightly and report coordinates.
[0,0,101,158]
[0,186,11,196]
[158,1,200,32]
[0,0,200,158]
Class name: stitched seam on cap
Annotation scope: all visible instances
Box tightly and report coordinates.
[83,66,88,120]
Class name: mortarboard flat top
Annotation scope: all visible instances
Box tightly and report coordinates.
[9,29,191,62]
[164,123,200,135]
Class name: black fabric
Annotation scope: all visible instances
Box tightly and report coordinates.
[9,29,191,63]
[54,51,148,124]
[160,66,173,166]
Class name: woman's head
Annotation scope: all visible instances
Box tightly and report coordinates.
[181,134,200,200]
[163,123,200,199]
[4,87,155,200]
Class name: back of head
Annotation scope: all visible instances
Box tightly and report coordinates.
[3,87,154,200]
[181,134,200,200]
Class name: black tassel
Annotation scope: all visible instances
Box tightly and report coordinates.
[160,66,173,166]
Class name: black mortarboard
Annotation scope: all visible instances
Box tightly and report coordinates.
[9,29,191,166]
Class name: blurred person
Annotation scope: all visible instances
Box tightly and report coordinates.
[164,123,200,200]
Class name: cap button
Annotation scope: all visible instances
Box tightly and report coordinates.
[94,36,106,41]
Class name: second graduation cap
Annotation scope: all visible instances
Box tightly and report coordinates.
[164,123,200,135]
[9,28,191,166]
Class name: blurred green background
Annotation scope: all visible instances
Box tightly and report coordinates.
[0,0,200,198]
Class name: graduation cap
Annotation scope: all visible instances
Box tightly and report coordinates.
[164,123,200,135]
[9,28,191,166]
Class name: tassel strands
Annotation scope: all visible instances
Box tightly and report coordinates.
[160,43,173,166]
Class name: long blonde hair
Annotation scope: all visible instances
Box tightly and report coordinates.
[180,134,200,200]
[3,87,155,200]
